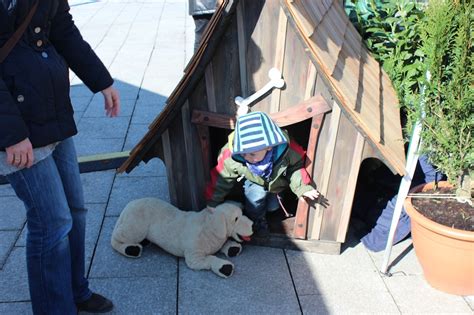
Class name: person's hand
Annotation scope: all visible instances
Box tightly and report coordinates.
[206,206,215,213]
[101,85,121,117]
[302,189,320,201]
[6,138,34,169]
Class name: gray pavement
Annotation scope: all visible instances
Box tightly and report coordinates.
[1,1,473,314]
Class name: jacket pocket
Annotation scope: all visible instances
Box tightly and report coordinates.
[12,76,55,124]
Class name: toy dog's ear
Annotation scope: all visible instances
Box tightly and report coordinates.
[211,212,228,239]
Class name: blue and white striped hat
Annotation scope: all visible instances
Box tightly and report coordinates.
[232,111,287,155]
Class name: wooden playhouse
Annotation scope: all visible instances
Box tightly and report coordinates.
[119,0,406,253]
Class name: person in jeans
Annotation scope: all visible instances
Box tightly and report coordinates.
[0,1,120,313]
[188,0,217,51]
[361,155,446,252]
[205,111,320,237]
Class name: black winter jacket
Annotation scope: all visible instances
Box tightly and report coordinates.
[0,0,113,149]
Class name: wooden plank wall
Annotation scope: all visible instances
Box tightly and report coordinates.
[161,0,376,243]
[170,11,242,210]
[318,110,361,241]
[244,0,280,112]
[238,0,369,242]
[208,17,242,115]
[279,19,311,111]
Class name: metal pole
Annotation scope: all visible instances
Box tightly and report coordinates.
[380,120,422,275]
[380,70,429,275]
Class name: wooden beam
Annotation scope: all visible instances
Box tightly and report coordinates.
[205,63,218,112]
[181,102,200,210]
[162,130,178,205]
[0,151,131,185]
[336,132,364,241]
[309,101,341,240]
[191,94,330,129]
[236,0,248,97]
[270,7,288,113]
[293,112,325,239]
[304,61,317,99]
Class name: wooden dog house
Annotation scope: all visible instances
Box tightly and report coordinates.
[119,0,406,253]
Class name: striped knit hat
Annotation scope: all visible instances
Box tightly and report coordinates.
[232,111,287,155]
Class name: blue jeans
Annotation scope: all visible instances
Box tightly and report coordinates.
[7,138,91,315]
[361,155,446,252]
[243,180,279,223]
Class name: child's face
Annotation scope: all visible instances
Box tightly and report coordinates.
[241,148,271,164]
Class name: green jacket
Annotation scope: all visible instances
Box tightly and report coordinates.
[205,131,314,207]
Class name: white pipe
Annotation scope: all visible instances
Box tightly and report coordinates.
[380,72,429,275]
[380,119,422,275]
[235,68,285,116]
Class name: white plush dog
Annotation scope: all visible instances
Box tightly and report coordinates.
[111,198,253,278]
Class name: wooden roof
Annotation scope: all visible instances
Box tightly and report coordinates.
[283,0,405,174]
[119,0,406,175]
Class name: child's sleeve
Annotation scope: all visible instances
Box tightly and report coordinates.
[205,148,239,207]
[286,142,315,198]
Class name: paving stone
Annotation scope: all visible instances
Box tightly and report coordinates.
[178,245,301,315]
[75,138,124,157]
[465,295,474,309]
[384,275,473,313]
[89,217,177,278]
[71,95,93,112]
[130,103,165,124]
[81,171,116,204]
[15,226,26,247]
[74,111,84,125]
[0,248,29,302]
[84,277,176,315]
[76,116,130,140]
[287,242,386,295]
[83,96,135,118]
[106,176,169,216]
[0,302,32,315]
[84,203,107,272]
[123,123,149,151]
[136,90,167,106]
[0,197,26,230]
[0,231,18,268]
[299,292,398,315]
[366,237,423,276]
[70,84,94,98]
[85,203,107,250]
[118,157,167,177]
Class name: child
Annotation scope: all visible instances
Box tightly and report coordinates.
[205,111,320,236]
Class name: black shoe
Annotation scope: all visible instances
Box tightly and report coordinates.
[253,219,270,238]
[76,293,114,313]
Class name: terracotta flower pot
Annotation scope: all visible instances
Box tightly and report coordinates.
[405,181,474,295]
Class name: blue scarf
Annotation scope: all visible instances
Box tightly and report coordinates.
[246,149,273,179]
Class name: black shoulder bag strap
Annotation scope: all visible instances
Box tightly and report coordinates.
[0,1,39,63]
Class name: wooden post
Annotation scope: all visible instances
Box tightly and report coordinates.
[293,112,325,239]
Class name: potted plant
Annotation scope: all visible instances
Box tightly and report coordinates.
[345,0,473,295]
[401,0,473,296]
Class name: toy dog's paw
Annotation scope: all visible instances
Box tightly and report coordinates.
[125,244,142,257]
[227,245,242,257]
[219,263,234,278]
[221,241,242,258]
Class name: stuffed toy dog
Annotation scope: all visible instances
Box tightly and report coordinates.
[111,198,253,278]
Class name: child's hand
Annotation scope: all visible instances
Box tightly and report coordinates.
[302,189,320,201]
[206,206,216,213]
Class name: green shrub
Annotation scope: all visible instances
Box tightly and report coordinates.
[410,0,473,197]
[346,0,473,199]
